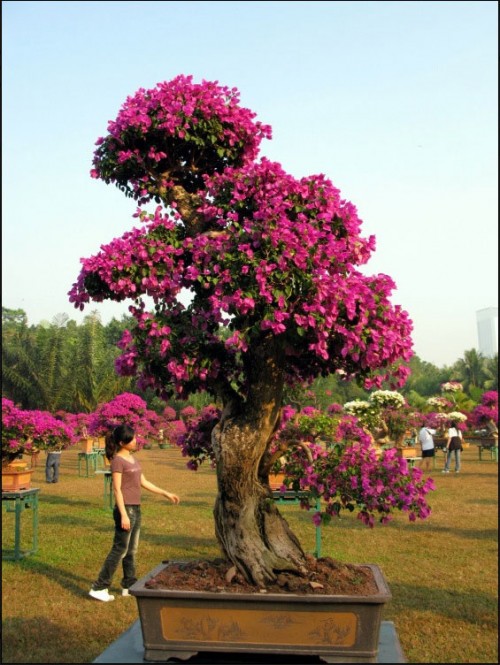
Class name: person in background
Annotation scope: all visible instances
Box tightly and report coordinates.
[89,424,180,602]
[45,449,62,483]
[418,423,436,473]
[443,420,463,474]
[486,417,498,439]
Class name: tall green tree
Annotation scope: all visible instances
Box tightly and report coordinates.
[2,315,71,411]
[453,348,488,393]
[70,311,132,412]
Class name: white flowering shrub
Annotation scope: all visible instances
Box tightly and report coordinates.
[343,400,380,428]
[369,390,405,409]
[427,396,450,411]
[441,382,463,393]
[448,411,468,422]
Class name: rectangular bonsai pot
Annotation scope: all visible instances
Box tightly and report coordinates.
[129,561,391,663]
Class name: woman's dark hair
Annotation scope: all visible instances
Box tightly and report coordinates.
[105,424,135,460]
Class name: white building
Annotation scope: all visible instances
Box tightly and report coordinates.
[476,307,498,358]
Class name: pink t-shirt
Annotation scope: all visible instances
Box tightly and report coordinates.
[110,456,142,505]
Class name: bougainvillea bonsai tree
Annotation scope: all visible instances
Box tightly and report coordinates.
[469,390,498,432]
[87,392,160,447]
[2,398,77,466]
[69,75,428,587]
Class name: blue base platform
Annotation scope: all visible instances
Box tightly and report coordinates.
[93,619,406,663]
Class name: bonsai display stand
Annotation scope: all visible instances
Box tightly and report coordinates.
[78,451,99,477]
[95,470,113,510]
[2,488,40,561]
[93,619,406,663]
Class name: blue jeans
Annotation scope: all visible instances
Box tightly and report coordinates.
[92,505,141,591]
[45,452,61,482]
[445,449,461,472]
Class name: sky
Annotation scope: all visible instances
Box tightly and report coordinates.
[2,0,498,368]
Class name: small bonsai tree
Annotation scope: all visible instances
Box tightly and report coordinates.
[87,392,159,447]
[70,75,424,587]
[2,398,77,465]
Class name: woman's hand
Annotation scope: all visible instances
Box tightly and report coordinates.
[121,513,131,530]
[164,491,180,504]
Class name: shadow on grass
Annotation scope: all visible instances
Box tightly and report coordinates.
[9,558,92,596]
[35,494,95,507]
[281,505,498,542]
[388,581,498,629]
[1,616,91,663]
[467,497,497,505]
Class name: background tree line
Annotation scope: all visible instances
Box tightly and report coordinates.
[2,306,497,416]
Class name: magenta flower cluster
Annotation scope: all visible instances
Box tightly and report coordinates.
[89,74,272,201]
[69,75,414,402]
[176,405,221,470]
[2,398,77,462]
[470,390,498,427]
[278,438,434,527]
[88,392,160,446]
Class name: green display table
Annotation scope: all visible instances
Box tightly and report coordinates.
[2,487,40,561]
[95,470,113,510]
[78,451,99,477]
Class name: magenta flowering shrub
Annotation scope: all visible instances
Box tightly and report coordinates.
[326,402,343,415]
[61,412,92,436]
[69,76,413,403]
[279,440,434,527]
[89,74,272,202]
[470,390,498,428]
[269,409,433,526]
[378,404,421,443]
[177,405,221,470]
[88,392,159,446]
[2,398,77,463]
[180,405,197,421]
[162,405,177,421]
[161,419,186,445]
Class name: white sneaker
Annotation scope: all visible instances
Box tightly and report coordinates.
[442,470,450,474]
[122,588,131,597]
[89,588,115,602]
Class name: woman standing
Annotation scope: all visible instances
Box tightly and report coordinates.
[89,424,180,602]
[418,423,436,473]
[443,420,463,474]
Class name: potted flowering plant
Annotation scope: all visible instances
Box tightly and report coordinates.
[2,398,77,490]
[87,392,160,449]
[70,74,427,662]
[469,391,498,434]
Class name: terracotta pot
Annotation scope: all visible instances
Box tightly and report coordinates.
[80,438,94,453]
[268,472,286,491]
[396,446,418,459]
[2,467,34,492]
[130,561,391,663]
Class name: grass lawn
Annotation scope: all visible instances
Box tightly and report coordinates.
[2,444,498,663]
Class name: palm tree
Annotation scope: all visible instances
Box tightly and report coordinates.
[70,311,132,412]
[2,317,71,411]
[453,349,487,393]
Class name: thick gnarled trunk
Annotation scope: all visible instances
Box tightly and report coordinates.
[212,337,308,588]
